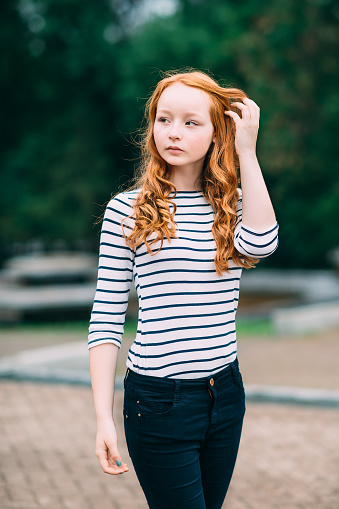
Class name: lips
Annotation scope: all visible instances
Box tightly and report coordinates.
[167,146,183,151]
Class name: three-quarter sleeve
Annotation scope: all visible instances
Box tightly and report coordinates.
[88,195,135,349]
[234,188,279,258]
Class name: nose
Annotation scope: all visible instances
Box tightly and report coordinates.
[168,122,183,141]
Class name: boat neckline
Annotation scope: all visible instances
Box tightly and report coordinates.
[169,190,203,193]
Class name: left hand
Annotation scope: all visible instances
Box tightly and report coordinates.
[224,97,260,157]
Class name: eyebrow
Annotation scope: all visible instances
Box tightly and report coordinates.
[156,108,205,119]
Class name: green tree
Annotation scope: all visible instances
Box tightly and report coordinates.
[115,0,339,268]
[0,0,137,247]
[1,0,338,269]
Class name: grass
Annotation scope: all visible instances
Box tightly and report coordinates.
[236,318,276,337]
[0,317,275,338]
[0,320,90,333]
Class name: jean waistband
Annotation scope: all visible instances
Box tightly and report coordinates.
[124,358,239,393]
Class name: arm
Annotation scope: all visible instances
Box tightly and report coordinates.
[225,98,279,257]
[225,97,277,230]
[89,343,129,475]
[88,193,135,475]
[238,151,276,230]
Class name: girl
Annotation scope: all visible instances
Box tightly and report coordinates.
[88,69,279,509]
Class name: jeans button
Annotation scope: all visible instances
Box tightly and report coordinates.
[210,378,214,387]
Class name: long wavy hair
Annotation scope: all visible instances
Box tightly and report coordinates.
[119,69,258,275]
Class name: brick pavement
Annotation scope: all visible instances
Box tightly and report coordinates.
[1,381,338,509]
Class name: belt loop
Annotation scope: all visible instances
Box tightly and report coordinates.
[123,368,130,389]
[174,380,180,403]
[230,358,239,383]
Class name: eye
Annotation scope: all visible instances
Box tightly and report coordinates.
[186,120,199,126]
[157,117,170,123]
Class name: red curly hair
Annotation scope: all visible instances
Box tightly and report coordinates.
[119,69,258,275]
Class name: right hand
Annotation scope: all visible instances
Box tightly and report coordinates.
[95,417,129,475]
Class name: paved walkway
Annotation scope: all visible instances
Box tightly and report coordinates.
[1,326,339,508]
[1,381,339,509]
[1,327,339,405]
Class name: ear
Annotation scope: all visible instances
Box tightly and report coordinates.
[212,132,216,143]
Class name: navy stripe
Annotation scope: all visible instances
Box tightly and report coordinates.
[129,339,236,359]
[171,237,216,243]
[88,337,121,346]
[132,328,236,348]
[100,241,132,252]
[173,210,214,216]
[104,217,132,230]
[112,197,130,208]
[127,351,236,373]
[90,320,125,325]
[94,299,129,305]
[137,268,235,279]
[237,233,278,249]
[175,219,214,225]
[241,223,278,237]
[141,308,234,325]
[138,258,214,272]
[137,245,217,255]
[99,253,134,260]
[236,241,278,257]
[97,277,133,284]
[137,319,235,337]
[98,265,133,272]
[95,288,129,294]
[164,354,236,378]
[91,310,127,315]
[101,229,125,239]
[170,203,211,209]
[140,277,240,290]
[141,298,237,313]
[168,227,216,234]
[141,288,239,301]
[137,257,238,268]
[88,329,122,335]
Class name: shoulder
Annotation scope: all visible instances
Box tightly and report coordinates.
[106,188,141,215]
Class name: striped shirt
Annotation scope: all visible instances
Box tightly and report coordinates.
[88,188,279,379]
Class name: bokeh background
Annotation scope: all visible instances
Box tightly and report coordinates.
[1,2,339,508]
[1,0,339,268]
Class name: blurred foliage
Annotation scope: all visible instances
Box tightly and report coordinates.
[1,0,338,268]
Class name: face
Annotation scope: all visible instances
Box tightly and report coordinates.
[153,82,215,174]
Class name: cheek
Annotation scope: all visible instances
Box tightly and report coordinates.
[194,130,214,151]
[153,126,163,150]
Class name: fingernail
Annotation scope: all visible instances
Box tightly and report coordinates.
[116,460,122,467]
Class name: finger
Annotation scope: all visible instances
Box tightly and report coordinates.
[96,447,129,475]
[243,97,260,109]
[106,443,129,472]
[224,110,241,125]
[230,101,251,120]
[97,450,129,475]
[242,97,260,120]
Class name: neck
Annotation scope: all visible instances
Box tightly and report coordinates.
[167,169,203,192]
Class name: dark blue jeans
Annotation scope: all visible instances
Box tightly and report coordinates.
[123,358,246,509]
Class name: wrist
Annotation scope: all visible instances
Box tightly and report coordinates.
[96,413,114,423]
[238,149,257,162]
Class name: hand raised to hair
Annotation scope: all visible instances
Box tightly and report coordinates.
[224,97,260,157]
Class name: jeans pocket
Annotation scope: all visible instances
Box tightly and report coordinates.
[231,365,245,393]
[136,388,176,417]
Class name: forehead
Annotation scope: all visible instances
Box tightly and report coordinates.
[157,82,211,115]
